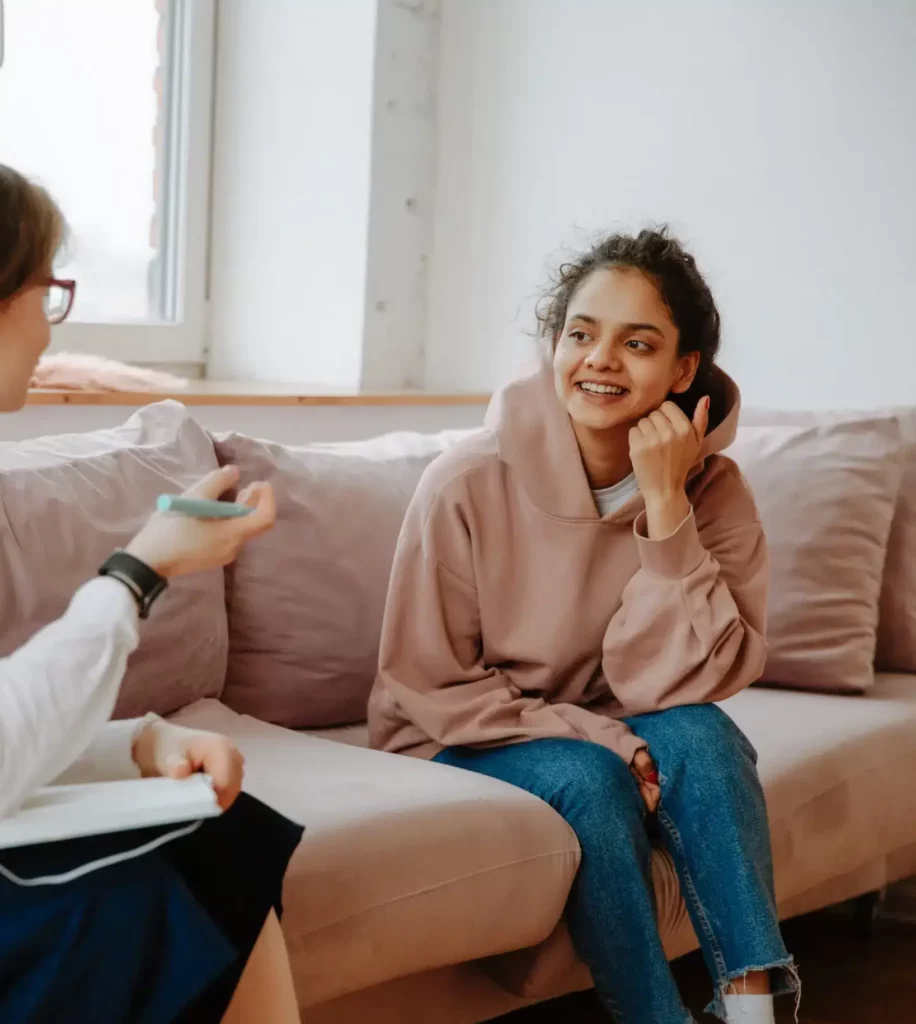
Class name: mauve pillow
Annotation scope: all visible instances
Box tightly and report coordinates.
[0,401,227,718]
[876,410,916,672]
[213,430,470,728]
[727,418,903,693]
[741,406,916,673]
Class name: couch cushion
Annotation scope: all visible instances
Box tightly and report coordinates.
[212,430,469,728]
[167,698,580,1008]
[877,410,916,672]
[725,674,916,901]
[0,402,227,718]
[464,675,916,1000]
[300,675,916,1001]
[172,673,916,1005]
[728,418,903,692]
[740,406,916,676]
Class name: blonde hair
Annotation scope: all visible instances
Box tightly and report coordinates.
[0,164,65,302]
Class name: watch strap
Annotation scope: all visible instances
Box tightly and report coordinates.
[98,551,168,620]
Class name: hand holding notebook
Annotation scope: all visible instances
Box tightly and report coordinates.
[0,717,246,851]
[133,717,245,812]
[0,774,220,850]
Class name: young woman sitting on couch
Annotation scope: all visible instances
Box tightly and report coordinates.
[369,228,798,1024]
[0,164,302,1024]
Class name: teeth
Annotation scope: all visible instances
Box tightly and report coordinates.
[580,382,626,395]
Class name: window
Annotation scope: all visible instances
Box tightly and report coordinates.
[0,0,214,364]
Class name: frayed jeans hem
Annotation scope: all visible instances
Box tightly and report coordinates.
[705,958,801,1022]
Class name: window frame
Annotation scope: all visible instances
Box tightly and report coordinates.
[46,0,216,367]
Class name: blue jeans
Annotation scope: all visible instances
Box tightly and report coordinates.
[434,704,797,1024]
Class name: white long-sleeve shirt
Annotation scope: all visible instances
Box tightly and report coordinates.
[0,577,146,821]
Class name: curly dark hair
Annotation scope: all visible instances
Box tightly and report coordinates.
[536,227,721,415]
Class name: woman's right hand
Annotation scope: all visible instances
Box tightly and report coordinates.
[630,749,661,814]
[124,465,275,579]
[133,718,245,811]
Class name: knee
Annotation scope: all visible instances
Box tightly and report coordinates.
[653,704,757,786]
[538,740,639,832]
[546,738,632,792]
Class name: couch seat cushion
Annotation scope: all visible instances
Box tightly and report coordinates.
[172,676,916,1005]
[473,674,916,999]
[724,673,916,901]
[320,675,916,908]
[168,699,580,1008]
[314,677,916,1000]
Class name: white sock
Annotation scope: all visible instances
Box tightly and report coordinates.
[722,992,776,1024]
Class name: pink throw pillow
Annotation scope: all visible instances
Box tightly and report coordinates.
[0,401,227,718]
[876,409,916,672]
[213,431,467,728]
[728,418,903,692]
[741,406,916,674]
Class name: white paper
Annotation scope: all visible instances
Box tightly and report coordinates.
[0,774,220,849]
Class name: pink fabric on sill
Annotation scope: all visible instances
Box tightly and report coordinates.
[213,430,467,728]
[728,417,904,692]
[30,352,188,392]
[0,401,228,719]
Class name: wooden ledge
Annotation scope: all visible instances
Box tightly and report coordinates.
[27,381,491,408]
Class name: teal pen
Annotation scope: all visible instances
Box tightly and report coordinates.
[156,495,253,519]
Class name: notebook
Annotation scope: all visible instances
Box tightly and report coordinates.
[0,775,221,850]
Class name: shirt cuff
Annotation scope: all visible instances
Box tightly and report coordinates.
[70,576,142,647]
[53,713,160,785]
[87,713,161,781]
[633,507,708,579]
[612,728,649,766]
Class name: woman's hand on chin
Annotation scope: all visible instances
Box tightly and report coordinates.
[629,397,709,539]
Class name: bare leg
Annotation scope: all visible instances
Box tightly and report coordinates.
[221,909,300,1024]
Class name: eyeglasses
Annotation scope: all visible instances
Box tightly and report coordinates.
[42,278,77,325]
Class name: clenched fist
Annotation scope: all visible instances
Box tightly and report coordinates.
[132,718,245,811]
[629,397,709,539]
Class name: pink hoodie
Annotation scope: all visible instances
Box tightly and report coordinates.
[368,364,767,764]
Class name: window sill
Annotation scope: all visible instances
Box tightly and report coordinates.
[27,381,490,408]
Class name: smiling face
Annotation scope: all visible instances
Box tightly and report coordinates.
[553,266,699,436]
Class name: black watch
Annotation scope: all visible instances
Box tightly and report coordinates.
[98,551,168,620]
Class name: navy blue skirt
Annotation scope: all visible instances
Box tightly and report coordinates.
[0,792,304,1024]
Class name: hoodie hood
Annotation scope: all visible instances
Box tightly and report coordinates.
[484,361,742,521]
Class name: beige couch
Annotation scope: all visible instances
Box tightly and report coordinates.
[164,676,916,1024]
[1,401,914,1024]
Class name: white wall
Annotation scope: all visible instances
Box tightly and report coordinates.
[207,0,378,387]
[361,0,441,390]
[207,0,445,393]
[426,0,916,409]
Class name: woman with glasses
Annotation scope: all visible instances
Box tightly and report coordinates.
[0,164,304,1023]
